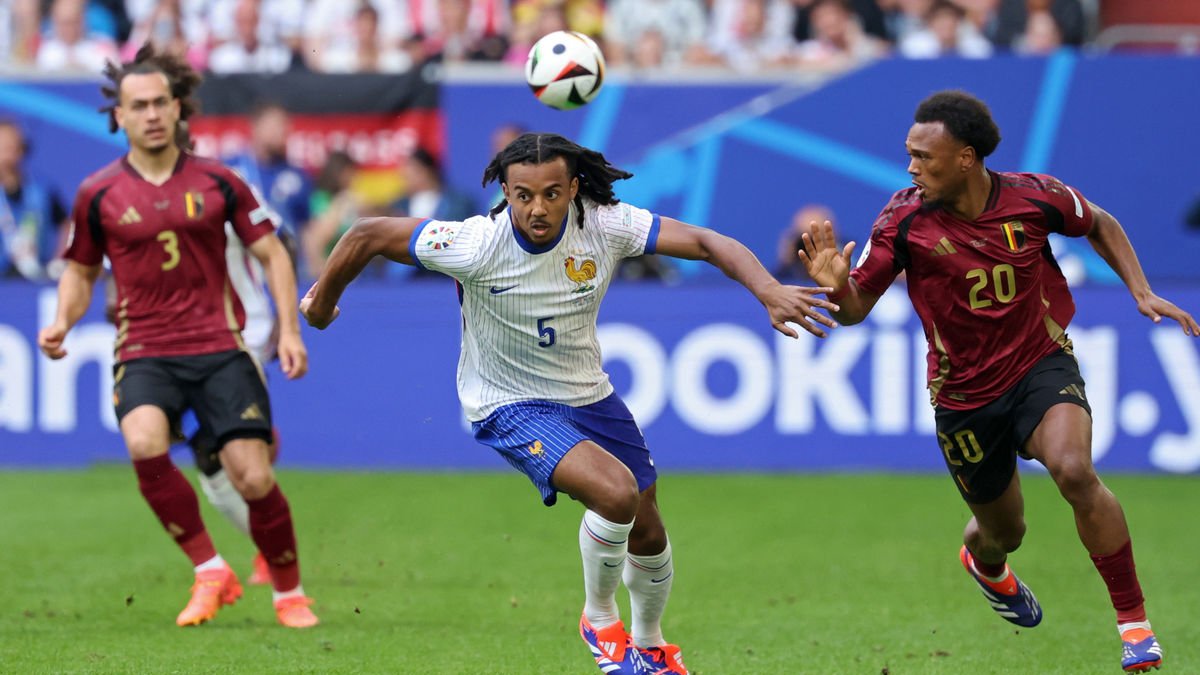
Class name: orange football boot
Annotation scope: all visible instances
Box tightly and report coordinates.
[247,553,272,586]
[176,565,243,626]
[275,595,319,628]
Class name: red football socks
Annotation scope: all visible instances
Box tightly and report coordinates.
[247,484,301,592]
[1090,539,1147,624]
[133,455,216,566]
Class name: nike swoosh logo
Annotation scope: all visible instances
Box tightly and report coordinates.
[650,572,673,583]
[602,562,622,567]
[489,285,518,294]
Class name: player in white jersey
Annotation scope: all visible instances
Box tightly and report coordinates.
[300,133,840,675]
[185,224,283,586]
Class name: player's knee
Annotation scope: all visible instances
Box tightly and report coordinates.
[230,465,275,500]
[1050,453,1100,503]
[591,472,640,523]
[124,432,167,460]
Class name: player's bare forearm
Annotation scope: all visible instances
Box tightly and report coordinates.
[54,261,101,329]
[1085,204,1152,300]
[38,261,100,359]
[252,235,302,335]
[1086,203,1200,335]
[252,234,309,377]
[655,218,840,338]
[655,219,778,298]
[307,217,423,319]
[827,280,874,326]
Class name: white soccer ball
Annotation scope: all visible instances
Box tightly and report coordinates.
[525,31,605,110]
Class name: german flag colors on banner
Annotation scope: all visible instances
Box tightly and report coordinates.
[190,70,443,207]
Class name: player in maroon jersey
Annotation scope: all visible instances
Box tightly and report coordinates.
[36,44,318,629]
[799,90,1196,673]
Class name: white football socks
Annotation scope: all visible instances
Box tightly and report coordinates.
[194,554,227,574]
[273,584,306,603]
[198,469,251,538]
[624,541,673,648]
[579,510,633,628]
[1118,620,1152,636]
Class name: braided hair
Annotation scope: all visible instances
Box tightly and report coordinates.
[481,133,633,227]
[100,43,203,150]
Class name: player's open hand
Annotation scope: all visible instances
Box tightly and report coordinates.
[798,220,855,293]
[37,322,69,359]
[1136,293,1200,336]
[300,282,340,329]
[277,330,308,379]
[761,283,840,339]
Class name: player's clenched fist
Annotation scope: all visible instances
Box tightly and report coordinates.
[38,322,69,360]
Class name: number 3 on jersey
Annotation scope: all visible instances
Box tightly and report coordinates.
[156,230,181,271]
[537,317,556,348]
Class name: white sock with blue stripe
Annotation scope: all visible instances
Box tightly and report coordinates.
[580,510,633,628]
[624,541,673,648]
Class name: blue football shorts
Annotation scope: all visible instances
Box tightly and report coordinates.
[471,392,658,506]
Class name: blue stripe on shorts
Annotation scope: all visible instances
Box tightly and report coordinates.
[472,392,658,506]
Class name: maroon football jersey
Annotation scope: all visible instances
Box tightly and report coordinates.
[850,171,1094,410]
[65,152,275,362]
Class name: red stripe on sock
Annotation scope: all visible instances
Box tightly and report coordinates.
[132,455,215,566]
[1090,540,1146,624]
[970,552,1007,578]
[247,484,300,592]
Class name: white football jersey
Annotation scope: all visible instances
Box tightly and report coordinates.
[225,222,275,366]
[411,198,661,421]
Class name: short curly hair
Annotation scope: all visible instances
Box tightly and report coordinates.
[914,90,1001,159]
[100,43,202,150]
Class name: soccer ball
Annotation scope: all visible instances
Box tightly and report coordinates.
[525,31,605,110]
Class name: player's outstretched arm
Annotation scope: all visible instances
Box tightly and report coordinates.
[798,220,879,326]
[38,260,101,359]
[653,216,839,338]
[1086,202,1199,336]
[249,233,308,378]
[301,216,425,330]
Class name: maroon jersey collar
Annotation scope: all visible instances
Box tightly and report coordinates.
[120,150,188,184]
[983,169,1001,213]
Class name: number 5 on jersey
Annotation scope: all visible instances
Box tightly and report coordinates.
[537,317,555,348]
[157,230,181,271]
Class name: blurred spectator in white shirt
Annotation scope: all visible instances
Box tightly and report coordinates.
[605,0,708,68]
[304,0,410,72]
[0,0,41,65]
[207,0,306,54]
[899,0,993,58]
[209,0,293,74]
[879,0,932,43]
[317,2,412,73]
[796,0,888,66]
[121,0,209,70]
[37,0,118,73]
[708,0,799,71]
[411,0,509,62]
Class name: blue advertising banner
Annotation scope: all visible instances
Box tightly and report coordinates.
[2,281,1198,473]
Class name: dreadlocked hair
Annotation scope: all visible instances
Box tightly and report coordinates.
[481,133,633,227]
[100,43,202,150]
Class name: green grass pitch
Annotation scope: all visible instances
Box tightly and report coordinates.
[0,467,1195,674]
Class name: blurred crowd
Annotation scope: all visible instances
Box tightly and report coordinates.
[0,0,1135,77]
[1,0,1189,285]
